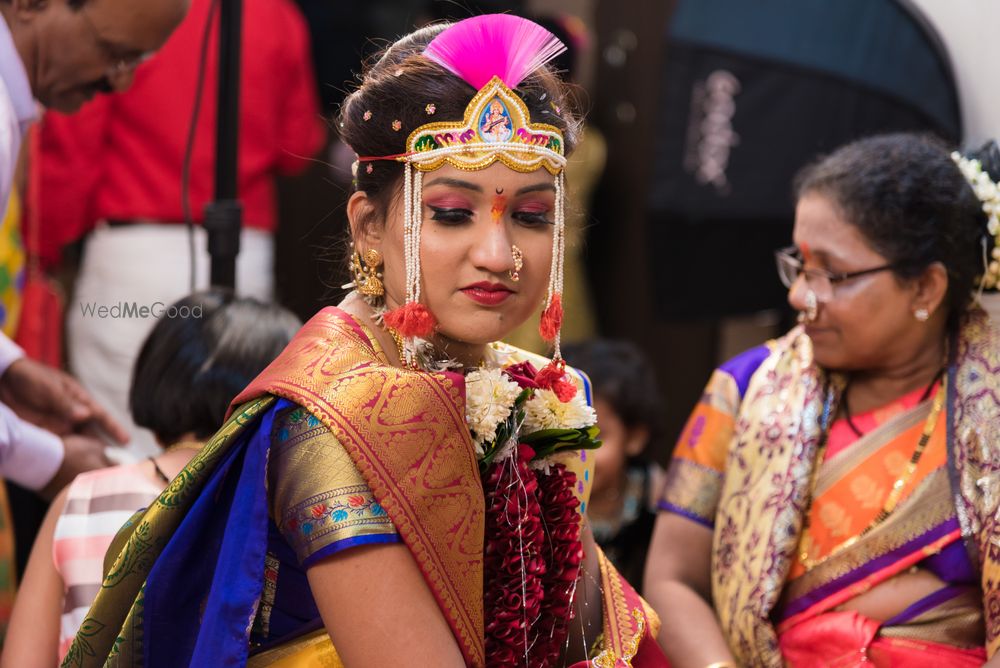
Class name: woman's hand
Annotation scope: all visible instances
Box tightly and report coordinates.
[643,513,736,668]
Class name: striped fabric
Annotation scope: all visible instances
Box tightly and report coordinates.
[52,464,161,660]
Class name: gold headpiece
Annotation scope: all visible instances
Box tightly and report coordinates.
[403,76,565,175]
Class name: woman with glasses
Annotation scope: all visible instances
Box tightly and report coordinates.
[644,133,1000,667]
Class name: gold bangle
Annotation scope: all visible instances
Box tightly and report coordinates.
[704,663,736,668]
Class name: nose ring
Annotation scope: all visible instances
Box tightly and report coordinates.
[510,245,523,282]
[800,289,819,323]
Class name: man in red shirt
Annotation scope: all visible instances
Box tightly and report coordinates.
[34,0,325,459]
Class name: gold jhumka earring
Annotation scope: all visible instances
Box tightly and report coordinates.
[350,248,385,300]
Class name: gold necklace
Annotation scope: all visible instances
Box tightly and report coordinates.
[797,375,946,570]
[380,317,487,370]
[384,324,414,369]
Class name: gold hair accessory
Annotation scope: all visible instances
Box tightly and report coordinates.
[402,76,565,175]
[350,248,384,299]
[510,244,523,281]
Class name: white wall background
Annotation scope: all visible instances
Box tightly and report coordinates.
[908,0,1000,147]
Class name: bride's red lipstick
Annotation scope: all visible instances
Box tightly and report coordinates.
[461,281,514,305]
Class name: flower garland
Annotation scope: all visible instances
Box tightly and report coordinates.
[373,298,600,664]
[952,151,1000,290]
[466,358,600,667]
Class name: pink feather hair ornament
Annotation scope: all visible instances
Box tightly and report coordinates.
[422,14,567,90]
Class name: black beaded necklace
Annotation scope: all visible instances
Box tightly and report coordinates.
[840,368,944,438]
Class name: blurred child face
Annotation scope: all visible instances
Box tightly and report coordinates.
[591,396,649,497]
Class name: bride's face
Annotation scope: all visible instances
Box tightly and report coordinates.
[373,162,556,346]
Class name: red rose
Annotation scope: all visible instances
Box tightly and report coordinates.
[503,361,539,389]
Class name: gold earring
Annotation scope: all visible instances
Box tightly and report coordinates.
[351,248,384,298]
[509,245,523,282]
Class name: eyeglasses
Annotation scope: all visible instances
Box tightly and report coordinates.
[80,7,156,78]
[774,246,898,302]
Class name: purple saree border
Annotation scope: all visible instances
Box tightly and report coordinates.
[883,583,969,626]
[657,500,714,529]
[780,516,961,620]
[301,532,402,569]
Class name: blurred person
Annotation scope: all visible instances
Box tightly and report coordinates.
[34,0,325,460]
[1,0,189,208]
[0,0,186,638]
[0,0,185,458]
[62,15,667,667]
[1,290,300,666]
[562,338,664,592]
[645,134,1000,667]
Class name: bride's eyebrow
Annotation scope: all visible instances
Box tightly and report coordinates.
[423,177,482,192]
[515,183,556,196]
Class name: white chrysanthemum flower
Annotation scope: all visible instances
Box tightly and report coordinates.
[953,152,1000,233]
[522,388,596,433]
[465,368,521,447]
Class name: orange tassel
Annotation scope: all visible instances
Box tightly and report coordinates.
[383,302,436,338]
[538,293,563,342]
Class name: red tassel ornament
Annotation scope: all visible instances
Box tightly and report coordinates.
[383,302,437,338]
[534,358,564,388]
[538,293,563,343]
[534,358,577,402]
[550,377,577,402]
